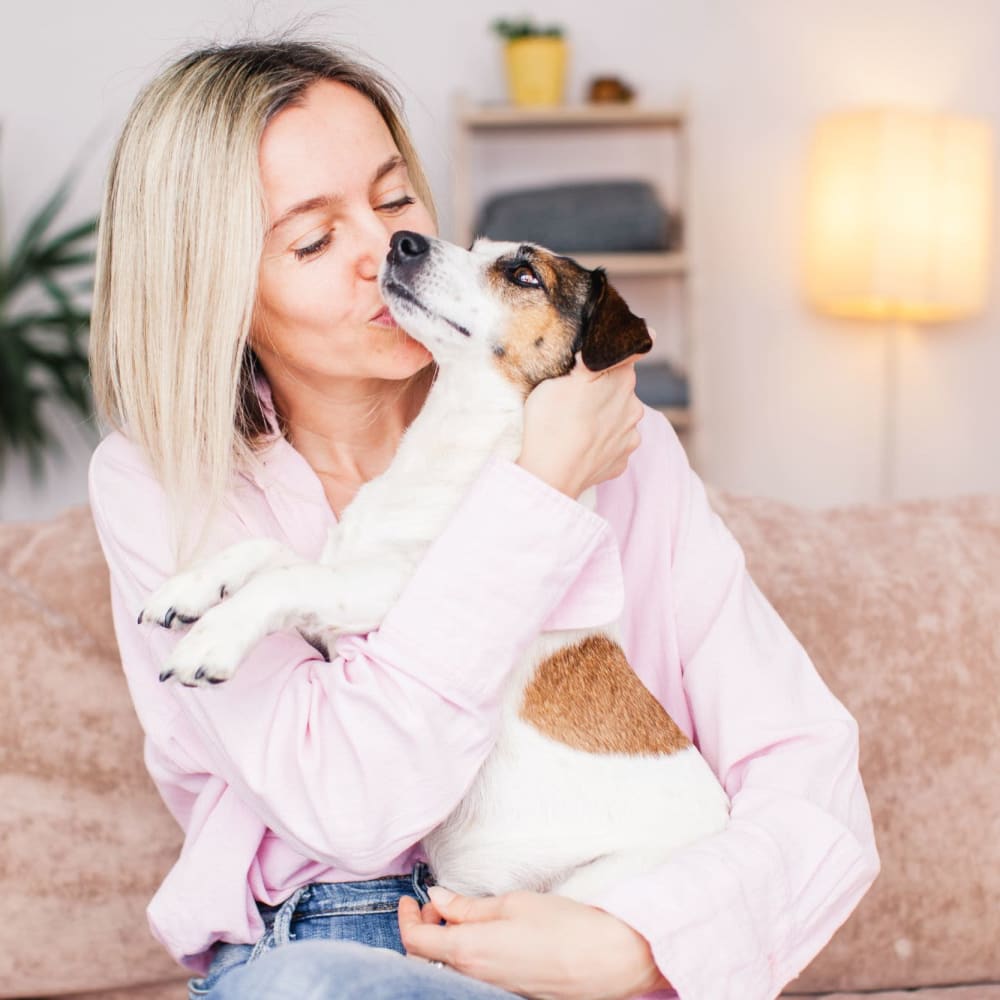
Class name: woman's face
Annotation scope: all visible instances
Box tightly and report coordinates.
[254,80,437,384]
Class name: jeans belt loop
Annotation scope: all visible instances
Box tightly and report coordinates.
[269,885,310,949]
[411,861,436,905]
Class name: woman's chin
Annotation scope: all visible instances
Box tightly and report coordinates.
[391,333,434,374]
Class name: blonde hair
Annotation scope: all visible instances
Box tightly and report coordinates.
[90,39,436,563]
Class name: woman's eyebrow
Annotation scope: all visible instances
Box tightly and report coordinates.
[267,155,408,236]
[372,153,407,186]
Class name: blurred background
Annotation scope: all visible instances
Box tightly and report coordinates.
[3,0,1000,521]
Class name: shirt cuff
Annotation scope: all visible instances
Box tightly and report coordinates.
[589,825,783,1000]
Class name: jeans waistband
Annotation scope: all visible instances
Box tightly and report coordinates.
[256,862,436,949]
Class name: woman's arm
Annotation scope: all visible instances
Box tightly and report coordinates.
[90,435,624,874]
[586,417,881,999]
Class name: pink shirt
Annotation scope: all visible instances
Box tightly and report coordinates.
[88,406,879,999]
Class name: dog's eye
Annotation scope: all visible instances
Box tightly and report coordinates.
[510,265,541,287]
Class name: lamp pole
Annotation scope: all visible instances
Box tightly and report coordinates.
[880,321,902,503]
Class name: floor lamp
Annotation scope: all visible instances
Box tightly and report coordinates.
[803,108,994,501]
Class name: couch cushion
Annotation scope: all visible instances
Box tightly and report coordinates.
[714,493,1000,994]
[0,507,186,998]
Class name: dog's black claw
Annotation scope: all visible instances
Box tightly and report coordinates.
[176,612,198,625]
[137,610,145,625]
[194,667,206,681]
[163,607,176,629]
[220,585,228,599]
[208,676,226,685]
[159,669,174,683]
[180,679,199,689]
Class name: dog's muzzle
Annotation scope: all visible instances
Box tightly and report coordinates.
[381,232,471,338]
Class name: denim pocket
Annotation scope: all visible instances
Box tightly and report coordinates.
[187,942,254,998]
[187,864,434,997]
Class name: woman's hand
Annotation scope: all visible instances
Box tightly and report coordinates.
[398,887,670,1000]
[516,351,648,500]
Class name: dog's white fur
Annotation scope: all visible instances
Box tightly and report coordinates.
[142,235,730,900]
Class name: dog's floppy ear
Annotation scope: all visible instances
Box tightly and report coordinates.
[577,268,653,371]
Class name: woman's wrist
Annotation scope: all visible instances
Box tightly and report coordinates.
[596,908,671,996]
[515,451,582,499]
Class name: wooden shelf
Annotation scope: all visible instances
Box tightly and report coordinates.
[458,102,685,130]
[453,96,696,449]
[565,251,686,276]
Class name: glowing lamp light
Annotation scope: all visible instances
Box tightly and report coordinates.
[804,109,994,323]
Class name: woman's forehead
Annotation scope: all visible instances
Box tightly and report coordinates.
[259,80,400,218]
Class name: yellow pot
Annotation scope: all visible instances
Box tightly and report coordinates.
[504,37,568,106]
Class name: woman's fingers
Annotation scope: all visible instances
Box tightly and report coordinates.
[518,346,645,498]
[398,895,458,965]
[427,885,509,923]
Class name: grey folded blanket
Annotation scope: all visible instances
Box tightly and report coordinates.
[635,360,689,409]
[474,180,678,252]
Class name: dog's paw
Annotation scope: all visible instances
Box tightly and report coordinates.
[139,540,299,631]
[139,570,232,630]
[159,612,256,687]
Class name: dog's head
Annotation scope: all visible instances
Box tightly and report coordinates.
[379,232,652,394]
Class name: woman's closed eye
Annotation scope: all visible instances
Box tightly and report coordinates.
[292,196,416,261]
[377,194,416,213]
[293,232,332,261]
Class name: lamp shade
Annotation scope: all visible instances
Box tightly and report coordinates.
[804,109,994,322]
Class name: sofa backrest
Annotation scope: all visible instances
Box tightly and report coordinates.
[712,491,1000,993]
[0,506,185,998]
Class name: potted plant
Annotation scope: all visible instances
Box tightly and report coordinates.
[492,19,568,107]
[0,163,97,481]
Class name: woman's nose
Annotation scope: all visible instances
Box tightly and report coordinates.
[356,213,399,279]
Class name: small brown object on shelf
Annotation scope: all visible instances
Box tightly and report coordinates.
[588,76,635,103]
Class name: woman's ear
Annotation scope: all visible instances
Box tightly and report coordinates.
[577,268,653,371]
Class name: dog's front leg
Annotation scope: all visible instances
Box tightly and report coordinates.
[162,557,410,686]
[140,538,305,629]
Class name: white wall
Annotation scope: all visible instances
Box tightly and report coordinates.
[2,0,999,519]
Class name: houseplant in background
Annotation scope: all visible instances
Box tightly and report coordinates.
[0,161,97,481]
[492,18,568,106]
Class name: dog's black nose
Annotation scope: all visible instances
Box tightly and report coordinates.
[389,230,430,265]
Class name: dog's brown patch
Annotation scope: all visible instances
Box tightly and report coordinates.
[485,248,590,394]
[491,303,578,394]
[519,634,691,755]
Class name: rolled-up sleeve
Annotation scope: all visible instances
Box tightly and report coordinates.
[592,429,880,999]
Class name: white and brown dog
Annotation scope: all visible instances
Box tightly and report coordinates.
[141,232,730,901]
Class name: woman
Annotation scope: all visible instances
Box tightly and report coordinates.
[88,39,879,1000]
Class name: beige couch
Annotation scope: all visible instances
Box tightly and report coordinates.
[2,494,998,1000]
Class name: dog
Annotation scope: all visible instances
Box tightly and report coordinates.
[140,232,731,901]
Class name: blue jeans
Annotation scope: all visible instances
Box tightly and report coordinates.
[189,863,519,999]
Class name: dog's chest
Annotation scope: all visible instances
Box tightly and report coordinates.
[321,376,523,572]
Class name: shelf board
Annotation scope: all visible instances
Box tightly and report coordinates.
[459,102,685,129]
[565,251,687,276]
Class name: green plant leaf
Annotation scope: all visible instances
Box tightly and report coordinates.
[3,309,85,334]
[4,176,73,289]
[0,163,97,482]
[38,216,98,254]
